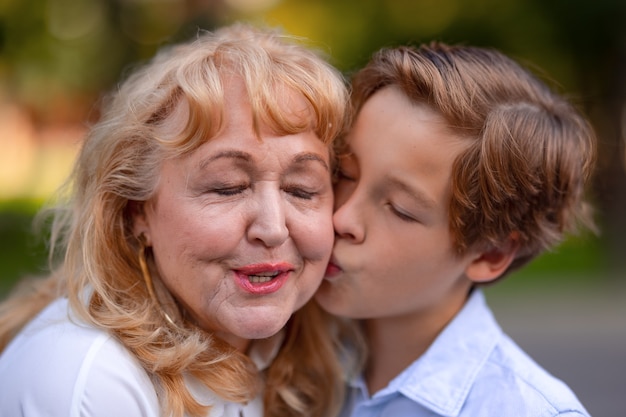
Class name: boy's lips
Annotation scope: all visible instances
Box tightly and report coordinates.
[325,260,342,278]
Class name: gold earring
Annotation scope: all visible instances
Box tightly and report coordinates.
[137,233,178,327]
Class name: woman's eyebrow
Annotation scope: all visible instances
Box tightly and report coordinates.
[198,150,251,170]
[197,150,329,174]
[291,152,330,172]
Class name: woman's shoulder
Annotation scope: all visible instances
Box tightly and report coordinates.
[0,298,160,417]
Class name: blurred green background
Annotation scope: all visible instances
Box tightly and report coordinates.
[0,0,624,295]
[1,1,625,415]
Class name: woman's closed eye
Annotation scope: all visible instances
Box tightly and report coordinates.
[283,185,318,200]
[210,183,249,196]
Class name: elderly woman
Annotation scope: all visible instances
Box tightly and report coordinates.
[0,23,355,417]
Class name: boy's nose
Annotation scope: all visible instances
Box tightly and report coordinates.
[333,194,365,243]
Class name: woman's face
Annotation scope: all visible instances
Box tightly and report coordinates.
[135,78,334,350]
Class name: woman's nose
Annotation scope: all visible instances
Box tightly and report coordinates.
[247,187,289,247]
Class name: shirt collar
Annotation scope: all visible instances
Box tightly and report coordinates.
[246,330,285,371]
[384,290,502,416]
[184,330,284,415]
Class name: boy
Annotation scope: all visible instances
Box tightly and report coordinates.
[316,43,596,416]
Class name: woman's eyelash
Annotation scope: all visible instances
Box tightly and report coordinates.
[211,184,316,199]
[212,184,248,196]
[284,186,317,200]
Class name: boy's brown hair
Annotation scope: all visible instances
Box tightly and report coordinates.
[351,43,597,274]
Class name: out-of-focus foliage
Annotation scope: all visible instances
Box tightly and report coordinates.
[1,0,624,123]
[0,0,226,123]
[0,0,624,293]
[0,199,47,295]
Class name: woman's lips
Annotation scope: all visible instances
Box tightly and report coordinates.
[234,262,293,295]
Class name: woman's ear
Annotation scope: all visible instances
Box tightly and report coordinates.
[465,234,520,284]
[128,200,151,244]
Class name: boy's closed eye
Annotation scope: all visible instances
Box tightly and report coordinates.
[387,203,419,223]
[336,167,356,182]
[335,154,359,182]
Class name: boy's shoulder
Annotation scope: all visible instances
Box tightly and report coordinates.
[392,290,589,416]
[471,331,588,416]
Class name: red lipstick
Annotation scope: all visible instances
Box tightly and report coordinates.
[234,262,293,295]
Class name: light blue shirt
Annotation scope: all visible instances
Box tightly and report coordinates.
[341,290,589,417]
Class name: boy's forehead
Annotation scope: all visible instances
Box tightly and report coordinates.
[352,87,466,149]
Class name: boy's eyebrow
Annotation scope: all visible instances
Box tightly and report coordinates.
[383,175,437,210]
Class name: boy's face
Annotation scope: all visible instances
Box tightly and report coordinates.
[316,86,477,322]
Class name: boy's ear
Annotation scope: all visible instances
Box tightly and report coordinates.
[465,234,520,284]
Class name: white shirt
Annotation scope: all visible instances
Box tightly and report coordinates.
[0,298,274,417]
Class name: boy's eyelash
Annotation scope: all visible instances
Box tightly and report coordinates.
[390,205,417,223]
[336,168,356,181]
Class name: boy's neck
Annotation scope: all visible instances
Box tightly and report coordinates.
[363,289,470,395]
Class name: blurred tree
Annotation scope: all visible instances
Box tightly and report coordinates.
[0,0,624,285]
[0,0,226,124]
[249,0,626,278]
[524,0,626,278]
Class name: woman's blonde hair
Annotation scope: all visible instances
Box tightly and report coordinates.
[350,43,596,275]
[0,23,350,417]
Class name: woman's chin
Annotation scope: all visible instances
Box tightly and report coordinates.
[228,308,291,341]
